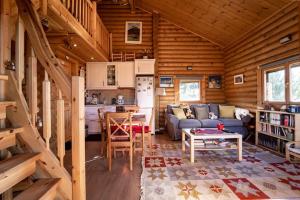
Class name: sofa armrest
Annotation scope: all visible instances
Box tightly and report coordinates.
[166,114,181,140]
[167,114,180,128]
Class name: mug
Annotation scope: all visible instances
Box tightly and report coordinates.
[217,123,224,130]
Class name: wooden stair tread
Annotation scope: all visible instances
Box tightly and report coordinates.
[0,127,23,136]
[0,153,40,173]
[0,128,23,150]
[15,178,61,200]
[0,75,8,81]
[0,101,17,107]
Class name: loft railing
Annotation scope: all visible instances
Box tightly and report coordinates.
[59,0,110,58]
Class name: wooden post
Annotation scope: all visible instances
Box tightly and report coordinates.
[15,16,25,92]
[0,0,11,102]
[39,0,48,17]
[91,1,97,44]
[43,71,51,149]
[57,89,65,166]
[153,13,160,131]
[27,47,38,125]
[71,76,86,200]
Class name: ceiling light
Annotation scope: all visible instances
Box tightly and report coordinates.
[90,57,94,60]
[73,43,77,47]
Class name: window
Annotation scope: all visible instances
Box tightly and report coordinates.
[179,80,201,102]
[290,65,300,102]
[261,62,300,104]
[265,69,285,102]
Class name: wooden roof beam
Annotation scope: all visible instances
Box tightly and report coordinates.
[129,0,135,14]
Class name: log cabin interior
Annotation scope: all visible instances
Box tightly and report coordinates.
[0,0,300,199]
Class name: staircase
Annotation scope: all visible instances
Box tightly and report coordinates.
[0,74,61,199]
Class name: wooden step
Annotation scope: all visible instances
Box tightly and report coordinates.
[0,101,16,119]
[0,153,41,194]
[0,128,23,150]
[0,75,8,81]
[14,178,61,200]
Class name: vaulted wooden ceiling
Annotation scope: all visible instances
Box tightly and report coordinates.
[136,0,291,47]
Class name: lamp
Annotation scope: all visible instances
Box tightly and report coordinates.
[156,88,166,96]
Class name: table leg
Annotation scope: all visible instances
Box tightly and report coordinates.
[182,131,185,152]
[190,137,194,163]
[237,137,242,161]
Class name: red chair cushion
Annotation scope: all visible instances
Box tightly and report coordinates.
[132,125,150,134]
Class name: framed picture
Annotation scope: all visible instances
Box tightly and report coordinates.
[234,74,244,84]
[125,21,142,44]
[160,76,174,88]
[208,75,221,88]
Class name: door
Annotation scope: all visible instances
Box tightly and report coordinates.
[86,62,107,89]
[117,62,135,87]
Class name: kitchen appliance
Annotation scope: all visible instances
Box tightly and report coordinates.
[117,95,125,105]
[136,76,155,132]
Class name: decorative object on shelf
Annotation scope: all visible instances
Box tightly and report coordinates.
[159,76,174,88]
[234,74,244,84]
[5,60,16,71]
[142,49,152,59]
[125,21,142,44]
[112,52,123,61]
[287,105,300,113]
[208,75,221,88]
[124,52,135,61]
[280,105,287,112]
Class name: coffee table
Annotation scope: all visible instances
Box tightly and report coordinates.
[182,128,242,163]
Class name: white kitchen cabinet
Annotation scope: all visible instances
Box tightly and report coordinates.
[86,62,107,89]
[135,59,155,75]
[117,62,135,87]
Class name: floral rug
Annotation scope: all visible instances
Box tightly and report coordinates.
[141,142,300,200]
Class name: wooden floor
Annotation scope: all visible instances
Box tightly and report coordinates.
[65,133,173,200]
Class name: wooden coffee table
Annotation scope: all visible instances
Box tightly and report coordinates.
[182,128,242,163]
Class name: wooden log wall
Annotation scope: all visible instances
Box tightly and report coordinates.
[224,2,300,111]
[99,1,153,58]
[99,2,225,128]
[157,19,225,127]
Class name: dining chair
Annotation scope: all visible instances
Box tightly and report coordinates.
[133,108,153,154]
[98,107,106,156]
[106,112,135,171]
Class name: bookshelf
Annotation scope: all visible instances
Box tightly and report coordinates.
[256,110,300,156]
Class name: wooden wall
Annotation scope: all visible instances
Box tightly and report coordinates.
[157,19,225,127]
[99,1,153,58]
[99,1,226,128]
[224,2,300,111]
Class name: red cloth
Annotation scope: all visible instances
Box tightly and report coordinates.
[132,125,151,134]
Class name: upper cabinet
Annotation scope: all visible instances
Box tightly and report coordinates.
[135,59,155,75]
[117,62,135,87]
[86,61,135,89]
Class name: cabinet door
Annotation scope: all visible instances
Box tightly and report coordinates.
[86,62,107,89]
[106,63,117,88]
[117,62,135,87]
[135,59,155,75]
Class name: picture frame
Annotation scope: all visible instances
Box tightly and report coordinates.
[125,21,142,44]
[234,74,244,84]
[208,75,221,89]
[160,76,174,88]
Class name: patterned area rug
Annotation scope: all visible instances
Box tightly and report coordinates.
[141,142,300,200]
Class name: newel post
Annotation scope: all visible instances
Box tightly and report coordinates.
[71,76,86,200]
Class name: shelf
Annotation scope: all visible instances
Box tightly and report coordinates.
[257,144,284,156]
[257,110,298,115]
[257,131,292,141]
[258,121,295,130]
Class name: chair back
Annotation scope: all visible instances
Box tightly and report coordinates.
[106,112,133,141]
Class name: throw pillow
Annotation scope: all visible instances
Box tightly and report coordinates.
[179,104,195,119]
[172,108,186,119]
[219,105,235,118]
[194,106,209,120]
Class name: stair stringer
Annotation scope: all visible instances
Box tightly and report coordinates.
[5,72,72,200]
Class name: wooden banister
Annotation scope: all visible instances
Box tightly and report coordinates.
[71,76,86,200]
[57,89,65,166]
[43,71,51,150]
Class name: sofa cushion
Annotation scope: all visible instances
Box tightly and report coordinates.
[200,119,222,128]
[172,108,186,120]
[194,106,209,120]
[190,104,209,116]
[166,104,179,114]
[219,118,243,127]
[219,105,235,118]
[209,104,219,118]
[178,119,202,129]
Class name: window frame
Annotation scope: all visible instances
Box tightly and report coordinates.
[289,63,300,103]
[175,78,205,104]
[260,61,300,105]
[179,80,201,102]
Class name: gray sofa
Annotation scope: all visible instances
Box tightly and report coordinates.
[166,104,248,140]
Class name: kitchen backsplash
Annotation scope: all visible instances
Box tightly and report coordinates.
[86,88,135,105]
